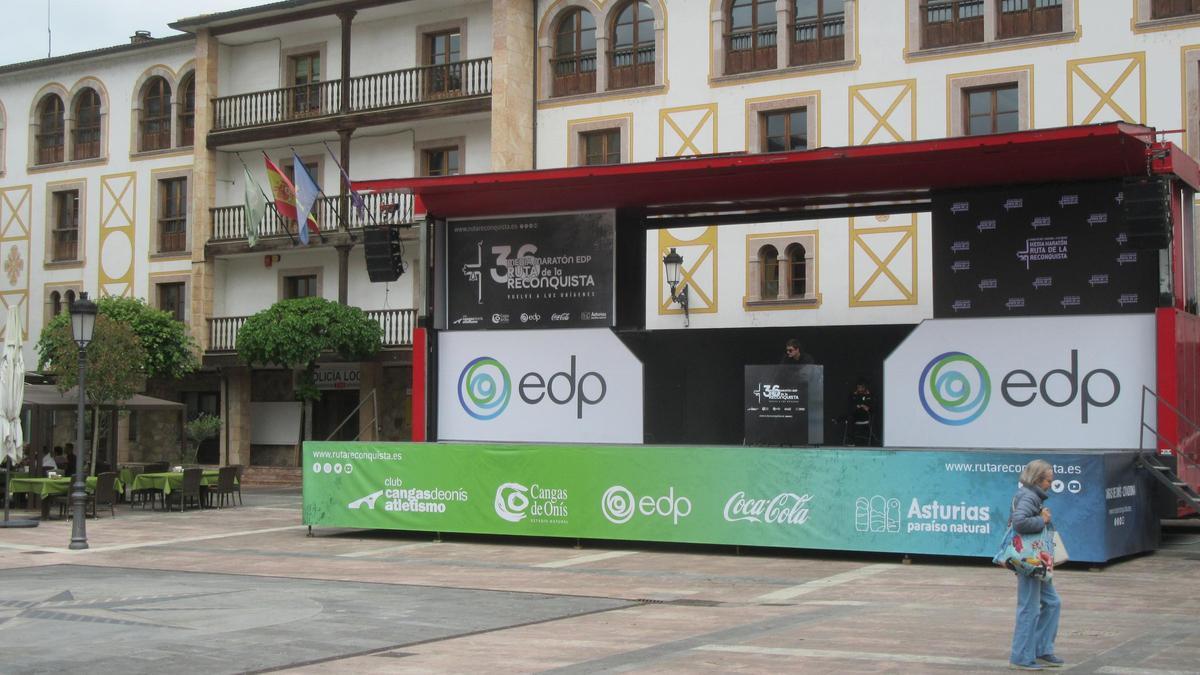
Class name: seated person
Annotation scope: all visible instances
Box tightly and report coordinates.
[847,379,874,446]
[41,448,58,471]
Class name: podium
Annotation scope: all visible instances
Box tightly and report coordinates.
[744,365,824,446]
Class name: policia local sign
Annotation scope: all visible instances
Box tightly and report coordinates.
[446,211,615,330]
[303,442,1158,563]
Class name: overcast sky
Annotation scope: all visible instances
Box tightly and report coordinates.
[0,0,263,66]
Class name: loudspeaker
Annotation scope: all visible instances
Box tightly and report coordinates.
[363,225,403,282]
[1122,176,1172,250]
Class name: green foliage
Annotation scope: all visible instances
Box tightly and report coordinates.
[36,296,198,380]
[182,413,222,465]
[38,315,147,403]
[236,297,382,370]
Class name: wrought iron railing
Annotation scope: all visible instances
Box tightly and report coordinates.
[207,308,415,352]
[212,58,493,132]
[210,192,412,243]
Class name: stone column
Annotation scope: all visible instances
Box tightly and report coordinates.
[983,0,997,42]
[490,0,535,171]
[776,0,790,70]
[190,29,220,352]
[358,362,383,441]
[595,35,610,93]
[336,244,352,305]
[776,255,789,301]
[224,366,252,466]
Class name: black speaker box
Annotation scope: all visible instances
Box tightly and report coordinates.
[1122,176,1172,250]
[363,226,403,282]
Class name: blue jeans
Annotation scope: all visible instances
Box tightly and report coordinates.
[1010,574,1061,664]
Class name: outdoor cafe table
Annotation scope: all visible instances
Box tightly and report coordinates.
[130,470,221,495]
[8,476,126,517]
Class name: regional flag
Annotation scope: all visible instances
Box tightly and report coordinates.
[292,152,322,245]
[243,166,266,248]
[264,153,319,244]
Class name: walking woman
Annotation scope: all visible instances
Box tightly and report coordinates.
[1008,460,1064,670]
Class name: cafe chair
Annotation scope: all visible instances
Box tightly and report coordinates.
[232,464,244,506]
[207,466,239,509]
[166,468,204,512]
[88,472,118,519]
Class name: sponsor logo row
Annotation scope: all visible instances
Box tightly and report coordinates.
[453,310,608,326]
[344,480,1068,536]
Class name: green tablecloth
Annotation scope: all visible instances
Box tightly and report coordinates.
[130,471,220,495]
[8,476,124,498]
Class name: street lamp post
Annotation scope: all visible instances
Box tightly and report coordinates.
[68,292,96,550]
[661,247,690,327]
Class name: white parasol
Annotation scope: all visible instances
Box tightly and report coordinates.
[0,307,25,466]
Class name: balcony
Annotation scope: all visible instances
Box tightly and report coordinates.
[208,191,413,252]
[209,58,492,146]
[207,308,416,353]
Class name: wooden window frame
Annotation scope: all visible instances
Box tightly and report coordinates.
[568,116,630,166]
[36,95,65,165]
[609,1,656,90]
[140,77,172,152]
[279,268,323,300]
[947,68,1030,137]
[552,9,598,97]
[1151,0,1200,19]
[157,177,188,254]
[50,189,80,263]
[157,282,186,322]
[726,0,779,76]
[745,231,820,308]
[760,107,809,153]
[581,129,622,166]
[415,137,466,177]
[791,0,846,67]
[996,0,1062,39]
[962,83,1020,136]
[72,88,102,161]
[178,73,195,147]
[420,19,468,100]
[919,0,984,50]
[746,93,819,153]
[287,51,323,117]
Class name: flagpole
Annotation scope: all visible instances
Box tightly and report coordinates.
[322,140,385,229]
[237,152,298,245]
[288,147,327,244]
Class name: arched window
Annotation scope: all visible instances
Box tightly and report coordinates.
[49,291,62,317]
[36,94,65,164]
[72,88,101,160]
[759,244,779,299]
[786,243,807,297]
[610,1,655,90]
[792,0,844,66]
[140,77,171,151]
[178,73,195,147]
[552,9,597,97]
[64,289,76,306]
[726,0,777,75]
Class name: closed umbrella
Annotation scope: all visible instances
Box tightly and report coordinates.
[0,307,34,527]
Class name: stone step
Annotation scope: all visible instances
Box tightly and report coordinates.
[241,466,303,487]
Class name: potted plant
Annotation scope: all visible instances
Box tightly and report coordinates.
[182,413,222,467]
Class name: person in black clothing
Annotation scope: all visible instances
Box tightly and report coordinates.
[847,379,874,445]
[780,338,815,365]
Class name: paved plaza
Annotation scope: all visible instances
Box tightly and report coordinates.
[0,488,1198,674]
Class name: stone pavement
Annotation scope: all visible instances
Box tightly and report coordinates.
[0,488,1198,674]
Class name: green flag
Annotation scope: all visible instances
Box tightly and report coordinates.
[243,166,266,248]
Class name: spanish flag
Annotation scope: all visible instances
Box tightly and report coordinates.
[264,153,319,244]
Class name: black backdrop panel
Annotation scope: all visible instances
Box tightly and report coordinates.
[446,211,616,330]
[932,181,1159,317]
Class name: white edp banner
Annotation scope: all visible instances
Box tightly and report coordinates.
[885,314,1155,449]
[438,328,643,443]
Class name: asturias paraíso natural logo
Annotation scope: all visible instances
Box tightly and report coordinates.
[919,351,991,425]
[458,356,511,420]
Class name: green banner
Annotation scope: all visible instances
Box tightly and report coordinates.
[302,442,1155,562]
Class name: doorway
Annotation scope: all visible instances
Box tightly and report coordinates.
[312,390,360,442]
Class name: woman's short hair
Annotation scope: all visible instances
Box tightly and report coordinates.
[1019,459,1052,487]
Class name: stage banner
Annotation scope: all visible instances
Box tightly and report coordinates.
[932,180,1158,318]
[303,442,1157,563]
[445,211,615,330]
[884,314,1155,449]
[437,328,643,443]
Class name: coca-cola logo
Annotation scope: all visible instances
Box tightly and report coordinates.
[723,491,813,525]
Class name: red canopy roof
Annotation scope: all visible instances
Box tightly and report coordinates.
[354,123,1199,221]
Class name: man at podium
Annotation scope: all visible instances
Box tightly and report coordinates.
[781,338,815,365]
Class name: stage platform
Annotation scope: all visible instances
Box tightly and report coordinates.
[302,442,1159,564]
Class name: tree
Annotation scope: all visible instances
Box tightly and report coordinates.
[183,413,222,466]
[236,297,382,443]
[37,297,199,474]
[37,316,147,475]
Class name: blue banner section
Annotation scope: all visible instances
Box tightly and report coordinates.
[302,443,1158,563]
